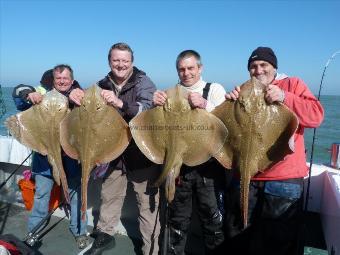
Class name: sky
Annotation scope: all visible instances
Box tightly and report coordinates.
[1,0,340,95]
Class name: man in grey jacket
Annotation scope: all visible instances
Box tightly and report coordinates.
[70,43,160,255]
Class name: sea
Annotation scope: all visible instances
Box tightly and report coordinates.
[0,86,339,165]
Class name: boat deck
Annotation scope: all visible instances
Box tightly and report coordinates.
[0,200,328,255]
[0,200,140,255]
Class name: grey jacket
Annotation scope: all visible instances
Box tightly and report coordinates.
[97,67,156,171]
[97,67,155,122]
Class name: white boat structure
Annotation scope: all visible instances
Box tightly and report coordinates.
[0,134,339,254]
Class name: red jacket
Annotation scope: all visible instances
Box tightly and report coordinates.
[252,76,324,180]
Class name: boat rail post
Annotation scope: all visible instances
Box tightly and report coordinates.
[0,151,33,190]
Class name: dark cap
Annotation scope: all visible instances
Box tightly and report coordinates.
[40,69,54,89]
[247,47,277,70]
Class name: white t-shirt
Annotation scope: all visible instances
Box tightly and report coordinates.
[180,78,226,112]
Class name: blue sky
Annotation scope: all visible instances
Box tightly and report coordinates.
[1,0,340,95]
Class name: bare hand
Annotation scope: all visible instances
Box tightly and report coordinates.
[265,85,285,104]
[188,92,207,109]
[27,92,43,105]
[101,89,123,108]
[69,88,84,106]
[225,86,240,101]
[153,90,167,106]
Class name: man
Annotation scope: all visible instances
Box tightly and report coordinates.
[70,42,160,255]
[153,50,226,254]
[12,65,88,249]
[224,47,324,255]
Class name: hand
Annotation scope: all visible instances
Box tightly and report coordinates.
[188,92,207,109]
[69,88,84,106]
[225,86,240,101]
[101,89,123,108]
[265,84,285,104]
[27,92,43,104]
[153,90,167,106]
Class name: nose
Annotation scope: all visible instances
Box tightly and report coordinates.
[254,66,263,75]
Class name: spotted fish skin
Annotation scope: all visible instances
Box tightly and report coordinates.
[60,85,131,218]
[5,89,71,202]
[212,78,298,227]
[130,85,229,203]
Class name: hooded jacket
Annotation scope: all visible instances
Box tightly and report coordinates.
[252,75,324,180]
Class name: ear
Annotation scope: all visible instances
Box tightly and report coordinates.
[198,64,203,75]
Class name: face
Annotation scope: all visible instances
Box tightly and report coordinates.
[53,69,73,92]
[177,56,202,87]
[109,49,133,84]
[248,60,276,85]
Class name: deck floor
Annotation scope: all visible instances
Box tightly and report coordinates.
[0,201,328,255]
[0,201,139,255]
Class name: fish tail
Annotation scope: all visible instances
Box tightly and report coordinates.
[240,171,251,229]
[164,167,178,203]
[49,155,70,203]
[81,165,90,221]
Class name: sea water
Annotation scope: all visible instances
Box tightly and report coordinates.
[0,87,339,164]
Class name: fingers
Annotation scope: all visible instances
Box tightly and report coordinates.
[265,85,285,103]
[69,88,84,106]
[27,92,43,104]
[101,89,116,103]
[153,90,167,106]
[188,92,206,109]
[225,86,240,100]
[101,89,123,108]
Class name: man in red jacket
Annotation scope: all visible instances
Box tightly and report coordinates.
[224,47,324,255]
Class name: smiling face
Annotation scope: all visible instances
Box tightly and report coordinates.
[248,60,276,85]
[109,49,133,84]
[53,69,74,92]
[177,56,202,87]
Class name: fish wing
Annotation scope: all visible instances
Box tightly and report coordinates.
[212,78,298,227]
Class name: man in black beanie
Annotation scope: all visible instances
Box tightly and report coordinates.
[223,46,324,255]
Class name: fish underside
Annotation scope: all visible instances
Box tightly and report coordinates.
[212,77,298,227]
[60,85,131,218]
[130,85,229,202]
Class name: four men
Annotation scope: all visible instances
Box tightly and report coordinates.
[13,44,323,255]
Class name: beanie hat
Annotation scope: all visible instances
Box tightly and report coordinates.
[247,47,277,70]
[40,69,54,89]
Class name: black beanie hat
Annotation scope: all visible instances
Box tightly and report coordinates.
[40,69,54,89]
[247,47,277,70]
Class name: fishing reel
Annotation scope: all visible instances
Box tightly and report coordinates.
[24,232,41,247]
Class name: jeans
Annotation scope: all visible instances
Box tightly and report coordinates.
[28,173,87,237]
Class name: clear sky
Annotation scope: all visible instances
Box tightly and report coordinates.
[1,0,340,95]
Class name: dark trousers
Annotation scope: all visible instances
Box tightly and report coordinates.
[223,177,304,255]
[167,163,226,255]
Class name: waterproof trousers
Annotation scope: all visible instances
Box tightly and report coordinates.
[167,164,225,255]
[96,166,161,255]
[223,178,304,255]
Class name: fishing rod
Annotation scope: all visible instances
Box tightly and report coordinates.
[24,183,80,247]
[0,151,33,190]
[304,50,340,212]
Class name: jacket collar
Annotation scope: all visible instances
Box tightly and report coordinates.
[107,67,145,93]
